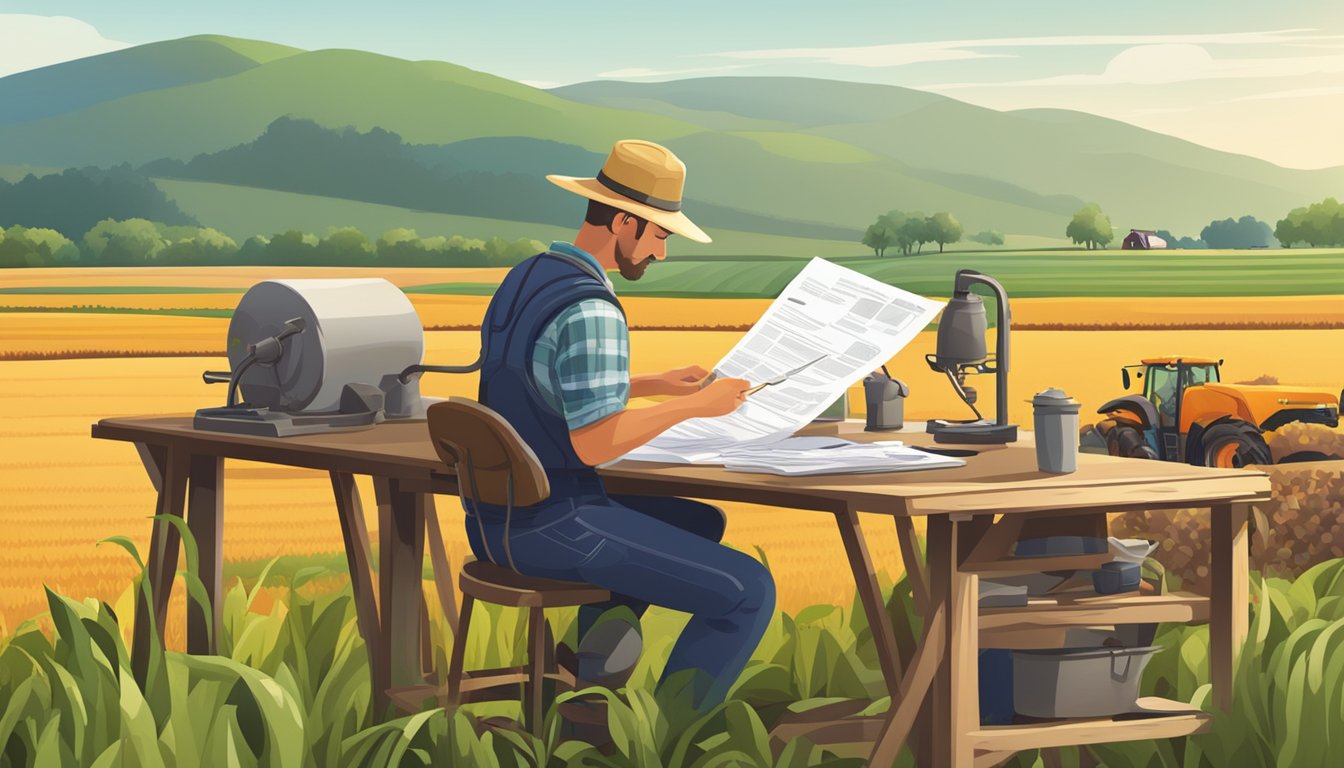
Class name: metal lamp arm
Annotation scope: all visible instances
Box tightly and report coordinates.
[953,269,1011,425]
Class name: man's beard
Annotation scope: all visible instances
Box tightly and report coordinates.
[614,241,653,281]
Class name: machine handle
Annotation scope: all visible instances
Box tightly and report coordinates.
[202,371,232,384]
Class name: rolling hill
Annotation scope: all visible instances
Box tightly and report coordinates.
[1,35,1340,244]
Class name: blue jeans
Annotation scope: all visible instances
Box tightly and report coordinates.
[464,491,775,710]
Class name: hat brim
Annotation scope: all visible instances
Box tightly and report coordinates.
[546,175,712,244]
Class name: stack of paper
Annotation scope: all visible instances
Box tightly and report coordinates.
[717,437,964,476]
[622,258,946,467]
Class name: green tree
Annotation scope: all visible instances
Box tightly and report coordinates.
[861,222,895,257]
[900,216,934,254]
[1066,204,1113,250]
[927,212,963,253]
[1200,216,1274,249]
[266,229,318,264]
[1,225,78,267]
[969,229,1005,246]
[158,227,239,265]
[1276,198,1344,247]
[316,227,374,264]
[82,218,168,265]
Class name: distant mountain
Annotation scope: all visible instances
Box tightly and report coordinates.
[1,36,1340,243]
[558,77,1344,234]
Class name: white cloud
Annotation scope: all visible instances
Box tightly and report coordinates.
[597,63,750,80]
[0,14,130,78]
[711,29,1344,69]
[926,44,1344,89]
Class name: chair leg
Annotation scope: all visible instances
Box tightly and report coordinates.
[447,594,474,706]
[526,607,547,736]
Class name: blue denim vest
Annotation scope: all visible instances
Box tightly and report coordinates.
[477,251,625,510]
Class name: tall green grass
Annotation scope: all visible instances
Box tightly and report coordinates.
[3,523,1343,767]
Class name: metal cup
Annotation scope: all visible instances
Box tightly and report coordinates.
[1032,388,1081,473]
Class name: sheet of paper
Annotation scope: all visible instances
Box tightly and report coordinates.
[624,258,945,461]
[720,440,966,476]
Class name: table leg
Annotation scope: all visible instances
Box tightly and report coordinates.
[375,477,427,716]
[835,504,905,693]
[424,495,460,636]
[186,455,224,655]
[948,519,980,768]
[894,517,928,618]
[1211,502,1250,712]
[868,600,946,766]
[330,472,381,693]
[927,515,979,768]
[132,447,189,686]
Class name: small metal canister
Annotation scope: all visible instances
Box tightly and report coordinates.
[1032,388,1081,473]
[864,371,909,431]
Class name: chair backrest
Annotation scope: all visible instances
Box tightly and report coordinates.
[426,398,550,507]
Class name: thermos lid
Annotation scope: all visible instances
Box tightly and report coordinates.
[1032,387,1080,411]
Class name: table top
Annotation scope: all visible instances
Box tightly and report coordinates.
[92,416,1271,517]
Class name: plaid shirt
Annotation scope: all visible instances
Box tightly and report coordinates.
[531,244,629,430]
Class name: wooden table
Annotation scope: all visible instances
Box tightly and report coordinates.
[91,416,1270,766]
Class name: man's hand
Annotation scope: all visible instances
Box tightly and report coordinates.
[630,365,713,397]
[569,375,750,466]
[691,377,751,417]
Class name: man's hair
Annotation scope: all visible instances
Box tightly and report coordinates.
[586,200,649,238]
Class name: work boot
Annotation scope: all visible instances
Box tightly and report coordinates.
[554,611,643,750]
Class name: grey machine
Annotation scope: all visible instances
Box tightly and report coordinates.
[196,278,451,437]
[925,269,1018,444]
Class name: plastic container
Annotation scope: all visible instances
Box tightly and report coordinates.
[1032,388,1081,473]
[1093,561,1142,594]
[1012,646,1162,718]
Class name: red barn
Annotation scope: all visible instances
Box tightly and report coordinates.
[1123,229,1168,249]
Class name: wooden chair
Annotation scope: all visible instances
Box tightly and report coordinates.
[420,397,611,734]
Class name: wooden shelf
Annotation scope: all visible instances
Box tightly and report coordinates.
[980,591,1209,631]
[962,552,1111,576]
[969,698,1211,752]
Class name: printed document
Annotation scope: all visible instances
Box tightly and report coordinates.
[621,258,946,469]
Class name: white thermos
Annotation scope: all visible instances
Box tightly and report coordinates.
[1032,388,1081,473]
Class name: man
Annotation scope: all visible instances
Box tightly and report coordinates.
[467,139,774,712]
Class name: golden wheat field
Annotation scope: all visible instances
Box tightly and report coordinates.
[5,315,1344,639]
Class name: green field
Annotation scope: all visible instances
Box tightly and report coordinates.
[406,248,1344,298]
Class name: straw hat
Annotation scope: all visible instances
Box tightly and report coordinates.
[546,140,711,244]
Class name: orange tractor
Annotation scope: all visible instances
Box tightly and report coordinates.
[1081,357,1341,468]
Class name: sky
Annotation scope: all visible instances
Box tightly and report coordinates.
[2,1,1343,169]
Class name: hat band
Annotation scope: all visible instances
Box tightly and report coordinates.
[596,170,682,213]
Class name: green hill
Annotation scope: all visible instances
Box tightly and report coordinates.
[153,177,865,258]
[559,77,1344,234]
[2,37,1341,244]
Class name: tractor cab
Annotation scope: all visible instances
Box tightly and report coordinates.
[1120,358,1220,460]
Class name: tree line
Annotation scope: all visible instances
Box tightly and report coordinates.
[1066,202,1342,250]
[0,218,546,268]
[861,210,965,257]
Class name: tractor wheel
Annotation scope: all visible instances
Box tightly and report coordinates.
[1104,423,1158,460]
[1200,421,1273,468]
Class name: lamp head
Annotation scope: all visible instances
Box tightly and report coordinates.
[933,290,988,369]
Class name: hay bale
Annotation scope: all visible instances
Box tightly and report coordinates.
[1112,460,1344,592]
